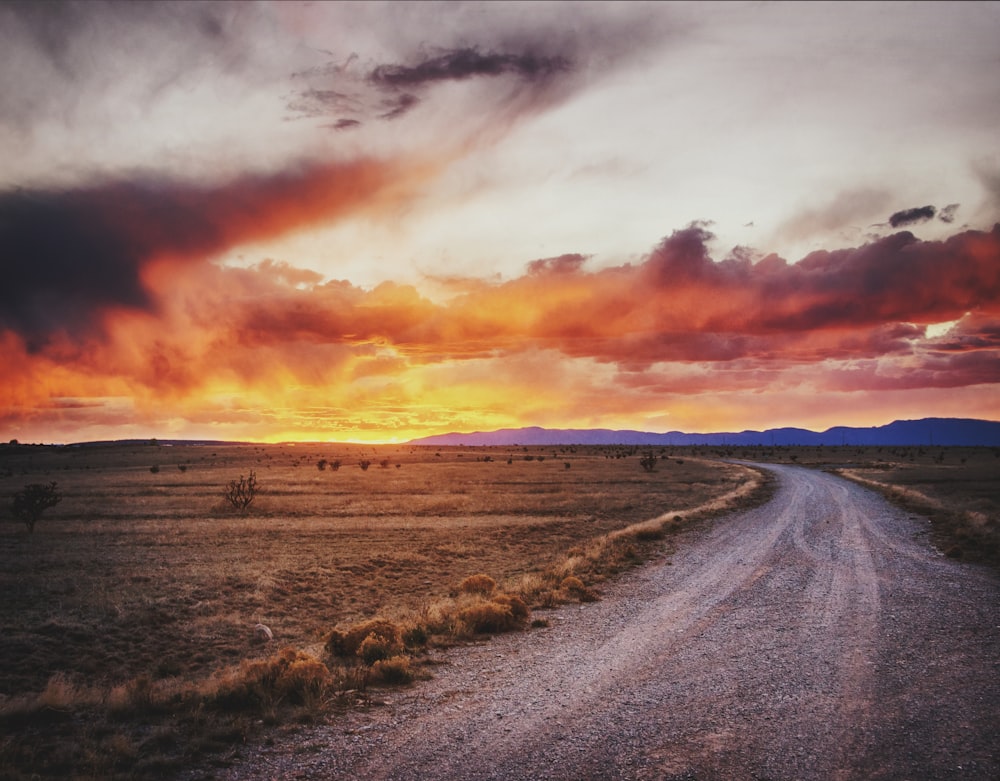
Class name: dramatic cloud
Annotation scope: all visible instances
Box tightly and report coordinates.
[370,47,569,88]
[888,205,936,228]
[285,3,672,134]
[3,2,1000,443]
[289,46,574,126]
[0,157,428,346]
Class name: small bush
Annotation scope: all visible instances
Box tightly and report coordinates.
[491,593,530,624]
[403,624,429,649]
[560,575,599,603]
[560,575,586,593]
[325,619,403,659]
[458,601,516,634]
[458,574,497,596]
[223,471,258,512]
[369,656,414,685]
[213,648,331,710]
[359,460,371,471]
[357,633,399,666]
[10,481,61,533]
[639,453,657,472]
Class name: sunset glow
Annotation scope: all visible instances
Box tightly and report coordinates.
[2,1,999,443]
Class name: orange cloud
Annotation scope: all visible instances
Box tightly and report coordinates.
[3,222,999,442]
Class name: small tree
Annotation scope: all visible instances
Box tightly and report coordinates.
[639,453,658,473]
[11,482,61,533]
[224,470,258,512]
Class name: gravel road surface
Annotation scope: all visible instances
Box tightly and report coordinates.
[211,464,1000,780]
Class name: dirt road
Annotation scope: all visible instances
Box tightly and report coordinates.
[213,464,1000,780]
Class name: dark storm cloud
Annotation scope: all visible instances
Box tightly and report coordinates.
[292,47,572,125]
[369,47,569,89]
[888,205,936,228]
[0,158,407,347]
[0,188,153,346]
[286,3,675,130]
[938,203,960,223]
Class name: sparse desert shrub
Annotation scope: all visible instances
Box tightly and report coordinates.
[640,453,657,472]
[369,655,414,685]
[149,465,160,474]
[560,575,586,593]
[560,575,599,603]
[357,633,399,666]
[277,657,332,704]
[223,470,258,512]
[458,573,497,596]
[317,459,327,471]
[379,458,391,469]
[457,600,520,634]
[403,624,429,649]
[491,592,530,624]
[329,459,341,471]
[10,481,61,533]
[359,460,371,471]
[325,619,404,659]
[213,647,331,710]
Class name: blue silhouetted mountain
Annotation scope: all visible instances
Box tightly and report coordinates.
[407,418,1000,447]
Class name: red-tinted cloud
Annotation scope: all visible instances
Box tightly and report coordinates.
[0,156,425,348]
[3,219,999,441]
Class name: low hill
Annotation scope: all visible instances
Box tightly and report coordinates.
[407,418,1000,447]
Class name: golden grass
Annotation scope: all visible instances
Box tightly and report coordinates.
[0,441,765,779]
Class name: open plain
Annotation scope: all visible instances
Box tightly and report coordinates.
[0,441,758,779]
[1,442,997,779]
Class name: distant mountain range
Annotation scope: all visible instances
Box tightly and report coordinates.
[407,418,1000,447]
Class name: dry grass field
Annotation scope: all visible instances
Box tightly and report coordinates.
[0,441,764,780]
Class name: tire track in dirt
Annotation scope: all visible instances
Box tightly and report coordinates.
[212,464,1000,780]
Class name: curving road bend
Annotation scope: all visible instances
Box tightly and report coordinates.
[215,464,1000,780]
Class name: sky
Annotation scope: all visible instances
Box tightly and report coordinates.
[1,0,999,444]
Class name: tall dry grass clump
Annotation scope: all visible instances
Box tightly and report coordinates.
[324,618,418,689]
[458,573,498,596]
[210,647,333,711]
